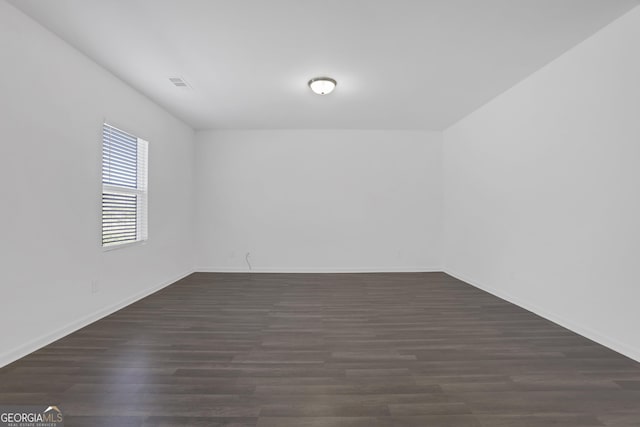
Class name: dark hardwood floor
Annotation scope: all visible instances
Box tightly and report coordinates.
[1,272,639,426]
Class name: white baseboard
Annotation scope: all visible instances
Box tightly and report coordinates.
[0,269,195,369]
[196,266,443,273]
[444,268,640,363]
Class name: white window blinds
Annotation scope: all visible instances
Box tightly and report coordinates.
[102,123,148,247]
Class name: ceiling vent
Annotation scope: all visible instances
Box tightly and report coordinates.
[169,77,191,88]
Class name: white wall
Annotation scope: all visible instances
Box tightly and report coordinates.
[0,2,195,367]
[443,7,640,361]
[195,130,442,272]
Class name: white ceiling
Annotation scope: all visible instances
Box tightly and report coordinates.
[9,0,639,130]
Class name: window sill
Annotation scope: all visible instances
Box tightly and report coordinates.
[102,240,147,252]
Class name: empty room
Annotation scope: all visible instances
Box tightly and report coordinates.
[1,0,640,426]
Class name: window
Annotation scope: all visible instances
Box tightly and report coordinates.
[101,123,148,247]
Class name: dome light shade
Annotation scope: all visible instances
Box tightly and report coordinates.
[308,77,336,95]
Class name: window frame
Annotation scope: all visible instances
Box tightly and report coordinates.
[101,123,149,250]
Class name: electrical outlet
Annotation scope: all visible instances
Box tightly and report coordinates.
[91,280,100,294]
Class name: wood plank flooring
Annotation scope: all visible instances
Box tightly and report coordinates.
[1,272,639,426]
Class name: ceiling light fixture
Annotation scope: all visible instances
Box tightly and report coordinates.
[308,77,337,95]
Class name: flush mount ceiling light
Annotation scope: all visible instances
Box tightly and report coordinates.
[308,77,337,95]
